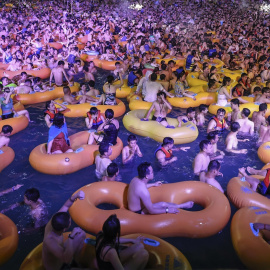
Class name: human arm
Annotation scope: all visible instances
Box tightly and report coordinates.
[45,115,53,128]
[62,69,71,85]
[207,119,217,133]
[226,138,247,154]
[58,191,85,213]
[156,150,177,166]
[113,73,124,89]
[0,184,23,197]
[253,223,270,231]
[135,145,143,157]
[193,154,203,175]
[49,70,54,87]
[53,101,67,111]
[122,146,135,164]
[161,94,172,110]
[143,102,155,120]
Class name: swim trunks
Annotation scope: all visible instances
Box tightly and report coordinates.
[135,209,142,214]
[152,115,167,122]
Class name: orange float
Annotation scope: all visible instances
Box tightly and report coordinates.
[0,213,19,265]
[14,83,80,105]
[258,142,270,164]
[0,146,15,172]
[80,53,98,62]
[69,181,231,238]
[29,131,123,175]
[231,206,270,270]
[0,115,29,135]
[0,68,51,80]
[48,42,63,50]
[20,232,191,270]
[227,176,270,210]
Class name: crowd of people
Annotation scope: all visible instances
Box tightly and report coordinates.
[1,0,270,268]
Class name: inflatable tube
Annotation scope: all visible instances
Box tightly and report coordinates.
[186,72,208,87]
[0,115,29,135]
[0,68,51,80]
[123,109,198,144]
[80,53,98,62]
[69,181,230,238]
[128,95,153,111]
[219,69,242,81]
[48,42,63,50]
[29,131,123,175]
[231,206,270,270]
[227,176,270,210]
[258,142,270,164]
[0,213,19,265]
[154,57,186,67]
[14,83,80,105]
[207,59,225,70]
[99,60,121,71]
[0,146,15,172]
[54,97,126,118]
[78,35,89,43]
[168,92,216,108]
[20,232,191,270]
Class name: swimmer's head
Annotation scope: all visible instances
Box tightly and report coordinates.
[231,122,240,132]
[99,142,112,156]
[253,86,262,93]
[51,212,71,232]
[199,104,208,113]
[187,107,196,118]
[21,71,27,78]
[63,86,71,95]
[241,73,248,80]
[241,108,251,118]
[1,125,13,136]
[207,131,219,143]
[160,74,166,81]
[107,75,115,84]
[24,188,40,204]
[53,113,65,128]
[255,75,262,84]
[177,71,186,81]
[89,80,95,88]
[199,140,212,154]
[210,66,216,73]
[208,160,221,174]
[106,163,119,177]
[157,91,166,101]
[216,108,226,120]
[222,76,231,86]
[25,79,32,86]
[102,214,120,244]
[115,61,121,67]
[168,60,175,67]
[162,137,174,149]
[262,87,270,95]
[58,60,65,67]
[161,64,167,71]
[105,109,114,119]
[89,107,98,116]
[259,103,267,113]
[128,134,137,145]
[231,98,240,108]
[208,79,216,89]
[150,73,157,82]
[137,162,153,180]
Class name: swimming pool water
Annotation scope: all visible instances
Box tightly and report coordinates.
[0,69,264,269]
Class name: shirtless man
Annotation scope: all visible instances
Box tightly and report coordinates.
[87,80,100,96]
[159,63,170,81]
[127,162,194,214]
[252,103,267,132]
[251,76,264,93]
[15,79,32,94]
[193,140,213,175]
[159,74,169,91]
[0,125,12,148]
[230,98,242,122]
[177,107,197,127]
[199,160,224,193]
[207,131,225,159]
[42,191,86,270]
[207,108,229,133]
[155,137,190,166]
[236,108,254,135]
[143,91,174,128]
[95,143,112,179]
[122,134,143,164]
[63,86,86,104]
[196,104,208,126]
[258,116,270,145]
[225,122,248,154]
[256,87,270,104]
[101,163,119,182]
[50,60,71,87]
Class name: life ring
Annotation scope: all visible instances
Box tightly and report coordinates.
[218,69,242,81]
[80,53,98,62]
[0,213,19,265]
[29,131,123,175]
[13,83,80,105]
[227,176,270,210]
[258,142,270,164]
[69,181,230,238]
[123,109,198,144]
[231,206,270,270]
[0,68,51,80]
[0,146,15,172]
[206,59,225,70]
[54,97,126,118]
[20,232,191,270]
[98,60,122,71]
[128,95,153,111]
[186,72,208,87]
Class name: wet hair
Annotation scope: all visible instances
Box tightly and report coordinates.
[242,108,251,117]
[187,107,195,114]
[101,214,120,248]
[259,103,267,112]
[107,75,115,84]
[24,188,40,202]
[253,86,262,93]
[89,107,98,115]
[53,113,65,128]
[150,73,157,81]
[51,212,70,232]
[128,134,137,142]
[21,71,27,76]
[115,61,121,66]
[58,60,64,66]
[262,87,270,94]
[210,66,216,73]
[231,122,240,132]
[1,125,13,134]
[199,140,211,151]
[63,86,71,94]
[161,64,167,70]
[99,142,111,155]
[199,104,208,112]
[177,71,185,80]
[207,131,218,141]
[231,98,240,106]
[135,70,142,77]
[160,74,166,80]
[89,80,95,87]
[208,79,216,89]
[137,162,151,179]
[222,76,231,86]
[107,163,119,177]
[105,109,114,119]
[217,108,226,115]
[157,91,166,98]
[241,73,247,78]
[162,137,174,146]
[208,160,221,172]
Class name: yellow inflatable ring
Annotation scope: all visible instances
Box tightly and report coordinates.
[0,213,19,265]
[29,131,123,175]
[69,181,230,238]
[231,206,270,270]
[14,83,79,105]
[123,109,198,144]
[128,95,153,111]
[186,72,208,87]
[154,57,186,67]
[227,176,270,210]
[0,68,51,80]
[20,232,191,270]
[54,97,126,118]
[218,69,242,81]
[0,146,15,172]
[258,142,270,164]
